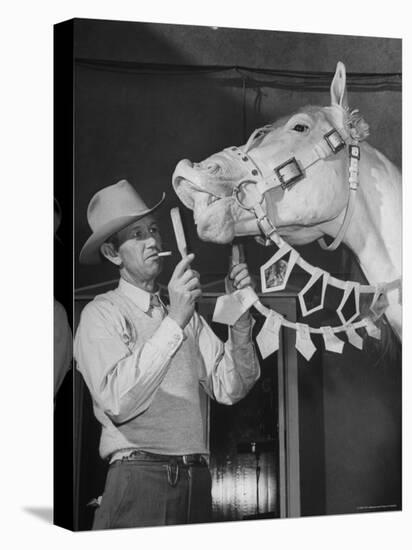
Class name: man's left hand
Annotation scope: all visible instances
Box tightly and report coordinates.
[227,263,254,292]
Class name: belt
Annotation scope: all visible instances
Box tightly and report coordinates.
[111,449,208,467]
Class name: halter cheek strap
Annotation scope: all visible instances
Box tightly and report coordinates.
[318,143,360,250]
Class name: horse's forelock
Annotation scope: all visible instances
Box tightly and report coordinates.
[297,104,323,115]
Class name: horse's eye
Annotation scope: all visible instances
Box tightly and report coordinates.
[293,124,309,133]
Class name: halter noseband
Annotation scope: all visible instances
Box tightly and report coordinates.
[230,119,361,251]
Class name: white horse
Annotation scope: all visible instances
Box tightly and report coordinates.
[172,62,402,339]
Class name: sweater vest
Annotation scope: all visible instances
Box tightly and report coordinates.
[92,289,209,460]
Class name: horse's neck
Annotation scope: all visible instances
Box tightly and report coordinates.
[341,142,401,285]
[328,142,402,339]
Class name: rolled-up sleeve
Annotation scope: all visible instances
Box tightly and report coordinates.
[195,311,260,405]
[74,301,184,424]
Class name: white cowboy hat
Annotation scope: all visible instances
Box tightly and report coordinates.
[79,179,165,265]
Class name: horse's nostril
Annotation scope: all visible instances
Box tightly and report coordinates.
[194,161,220,174]
[206,163,220,174]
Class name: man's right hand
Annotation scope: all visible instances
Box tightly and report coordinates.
[168,253,202,329]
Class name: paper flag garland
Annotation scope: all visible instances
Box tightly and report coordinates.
[256,310,282,359]
[212,232,399,361]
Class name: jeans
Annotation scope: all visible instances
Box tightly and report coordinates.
[93,454,212,529]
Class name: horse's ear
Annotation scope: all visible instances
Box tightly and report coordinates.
[330,61,348,109]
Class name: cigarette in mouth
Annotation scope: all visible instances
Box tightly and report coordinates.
[157,251,172,257]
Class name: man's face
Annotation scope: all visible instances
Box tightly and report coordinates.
[115,214,163,284]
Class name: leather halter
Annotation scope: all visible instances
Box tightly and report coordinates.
[229,122,360,250]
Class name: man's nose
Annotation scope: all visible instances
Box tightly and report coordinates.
[145,233,160,248]
[146,235,156,245]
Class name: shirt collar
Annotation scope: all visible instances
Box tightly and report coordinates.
[118,278,160,313]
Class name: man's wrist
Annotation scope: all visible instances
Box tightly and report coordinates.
[230,311,254,343]
[234,311,253,329]
[166,313,185,330]
[151,315,185,352]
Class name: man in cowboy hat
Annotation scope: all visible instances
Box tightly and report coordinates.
[74,179,259,530]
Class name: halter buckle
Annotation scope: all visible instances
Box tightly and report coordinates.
[257,216,282,246]
[274,157,304,190]
[257,215,276,235]
[349,144,360,159]
[324,129,346,154]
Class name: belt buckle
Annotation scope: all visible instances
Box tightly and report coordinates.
[182,455,190,466]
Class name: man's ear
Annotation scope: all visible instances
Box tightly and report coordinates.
[100,242,122,266]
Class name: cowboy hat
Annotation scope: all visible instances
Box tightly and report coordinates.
[79,179,165,265]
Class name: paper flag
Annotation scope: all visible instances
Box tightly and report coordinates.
[256,311,283,359]
[346,326,363,350]
[369,288,389,319]
[364,318,381,340]
[212,287,258,325]
[336,281,360,325]
[260,245,299,293]
[321,326,344,354]
[295,323,317,361]
[298,269,329,317]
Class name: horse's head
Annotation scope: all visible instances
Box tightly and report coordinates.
[172,62,368,246]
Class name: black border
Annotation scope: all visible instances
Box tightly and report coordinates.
[53,18,75,531]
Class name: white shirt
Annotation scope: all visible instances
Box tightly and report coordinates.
[74,278,260,458]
